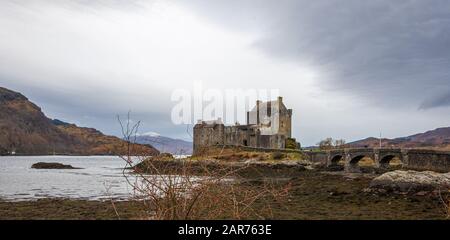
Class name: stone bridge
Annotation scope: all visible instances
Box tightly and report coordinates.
[305,148,450,173]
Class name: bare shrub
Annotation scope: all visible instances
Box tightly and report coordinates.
[438,189,450,218]
[116,114,290,220]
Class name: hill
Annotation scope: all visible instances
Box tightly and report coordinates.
[348,127,450,151]
[0,87,159,155]
[135,132,192,155]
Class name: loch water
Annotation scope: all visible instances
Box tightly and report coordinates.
[0,155,138,201]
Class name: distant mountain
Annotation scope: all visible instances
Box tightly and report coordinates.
[347,127,450,151]
[0,87,159,156]
[135,133,192,155]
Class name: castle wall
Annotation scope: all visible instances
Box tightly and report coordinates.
[193,124,224,154]
[278,109,292,138]
[224,126,259,148]
[270,134,286,149]
[260,134,286,149]
[193,97,294,155]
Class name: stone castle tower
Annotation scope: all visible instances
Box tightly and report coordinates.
[193,97,295,155]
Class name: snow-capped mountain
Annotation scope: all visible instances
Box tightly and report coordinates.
[135,132,192,155]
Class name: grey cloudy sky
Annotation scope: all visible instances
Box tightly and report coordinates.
[1,0,449,146]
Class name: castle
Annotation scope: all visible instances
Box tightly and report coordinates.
[193,97,298,154]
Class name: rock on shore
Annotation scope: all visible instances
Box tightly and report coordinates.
[31,162,81,169]
[369,170,450,193]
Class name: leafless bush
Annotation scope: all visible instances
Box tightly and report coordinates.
[438,189,450,218]
[116,113,290,220]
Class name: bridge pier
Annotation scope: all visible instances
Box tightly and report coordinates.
[344,152,361,172]
[326,150,345,167]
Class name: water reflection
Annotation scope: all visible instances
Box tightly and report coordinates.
[0,156,137,201]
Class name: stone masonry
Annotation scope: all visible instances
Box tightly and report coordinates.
[193,97,296,155]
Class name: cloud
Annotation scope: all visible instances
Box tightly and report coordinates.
[0,0,449,145]
[176,0,450,109]
[420,91,450,109]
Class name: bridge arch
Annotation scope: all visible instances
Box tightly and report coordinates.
[330,154,344,164]
[349,155,366,164]
[378,153,403,169]
[379,154,396,163]
[346,151,377,172]
[327,150,346,170]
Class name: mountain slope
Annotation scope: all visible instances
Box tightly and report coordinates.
[0,87,159,155]
[135,134,192,155]
[348,127,450,150]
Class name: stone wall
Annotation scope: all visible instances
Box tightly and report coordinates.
[194,97,293,154]
[304,151,329,165]
[193,124,225,155]
[404,149,450,172]
[304,148,450,173]
[218,145,302,154]
[278,108,292,138]
[224,125,259,147]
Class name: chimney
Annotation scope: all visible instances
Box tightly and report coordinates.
[256,100,261,125]
[278,96,283,103]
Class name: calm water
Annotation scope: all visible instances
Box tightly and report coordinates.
[0,156,137,201]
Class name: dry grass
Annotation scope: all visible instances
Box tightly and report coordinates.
[357,157,376,167]
[438,189,450,219]
[389,157,402,166]
[119,155,291,220]
[116,115,291,220]
[192,146,303,162]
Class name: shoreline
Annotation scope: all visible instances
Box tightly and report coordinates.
[1,168,448,220]
[0,154,122,157]
[2,153,449,220]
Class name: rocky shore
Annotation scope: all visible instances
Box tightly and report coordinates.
[1,168,448,219]
[1,153,449,219]
[368,170,450,195]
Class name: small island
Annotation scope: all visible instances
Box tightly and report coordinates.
[31,162,82,170]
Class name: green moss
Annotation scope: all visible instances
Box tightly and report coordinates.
[285,138,299,149]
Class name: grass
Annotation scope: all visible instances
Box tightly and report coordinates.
[191,147,304,162]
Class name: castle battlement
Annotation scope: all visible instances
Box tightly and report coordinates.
[193,97,297,155]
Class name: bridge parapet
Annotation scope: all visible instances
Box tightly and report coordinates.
[345,148,375,153]
[376,148,402,153]
[304,148,450,173]
[402,149,450,172]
